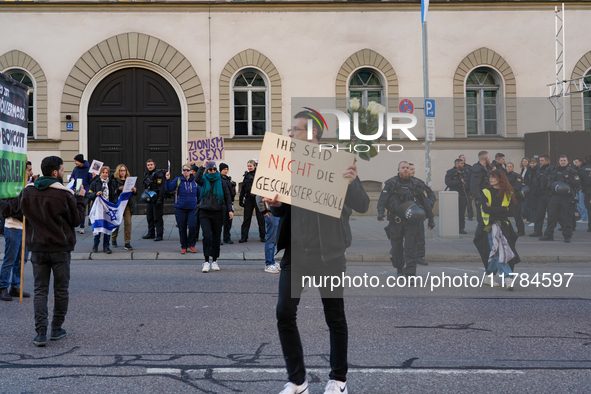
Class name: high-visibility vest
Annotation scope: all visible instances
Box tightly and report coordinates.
[481,188,511,225]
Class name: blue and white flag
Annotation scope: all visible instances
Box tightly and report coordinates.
[89,177,136,235]
[421,0,429,23]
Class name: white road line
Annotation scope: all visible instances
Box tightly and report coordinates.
[153,368,524,375]
[441,267,480,273]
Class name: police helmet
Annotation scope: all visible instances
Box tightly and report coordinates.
[520,185,530,199]
[552,181,571,196]
[396,201,426,223]
[140,191,151,203]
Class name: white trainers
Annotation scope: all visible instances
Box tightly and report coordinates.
[274,262,281,271]
[279,380,309,394]
[577,219,588,223]
[211,261,220,271]
[78,228,85,234]
[528,222,535,227]
[264,264,279,274]
[482,276,500,287]
[202,262,210,273]
[324,379,347,394]
[506,278,515,290]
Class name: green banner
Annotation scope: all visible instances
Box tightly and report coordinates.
[0,71,29,198]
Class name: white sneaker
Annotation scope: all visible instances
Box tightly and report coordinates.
[78,228,85,234]
[274,262,281,271]
[211,261,220,271]
[324,379,347,394]
[506,278,515,290]
[528,222,535,227]
[279,380,309,394]
[577,220,588,223]
[264,264,279,274]
[202,262,210,273]
[482,277,500,287]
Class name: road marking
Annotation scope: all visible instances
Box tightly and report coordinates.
[441,267,480,273]
[157,368,524,375]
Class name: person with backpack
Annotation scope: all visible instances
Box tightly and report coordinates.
[165,164,200,254]
[219,163,236,245]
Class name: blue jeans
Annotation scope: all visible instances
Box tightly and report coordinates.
[577,191,588,221]
[486,231,513,278]
[174,208,197,249]
[264,214,279,265]
[93,233,110,247]
[1,227,28,289]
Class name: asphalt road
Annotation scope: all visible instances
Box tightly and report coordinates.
[1,259,590,393]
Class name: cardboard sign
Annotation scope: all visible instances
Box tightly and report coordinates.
[0,72,28,198]
[89,160,103,176]
[251,133,354,218]
[188,137,224,162]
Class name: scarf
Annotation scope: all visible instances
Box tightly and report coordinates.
[488,223,515,265]
[101,177,110,200]
[201,171,223,204]
[34,176,61,190]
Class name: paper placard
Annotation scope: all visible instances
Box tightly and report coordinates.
[251,133,354,218]
[89,160,104,176]
[187,137,225,162]
[123,177,137,193]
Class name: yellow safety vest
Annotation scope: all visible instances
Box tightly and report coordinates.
[481,188,512,225]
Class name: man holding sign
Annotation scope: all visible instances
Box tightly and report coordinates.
[267,111,369,394]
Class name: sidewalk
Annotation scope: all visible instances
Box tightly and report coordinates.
[1,215,589,262]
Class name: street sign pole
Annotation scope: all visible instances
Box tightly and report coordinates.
[422,19,431,186]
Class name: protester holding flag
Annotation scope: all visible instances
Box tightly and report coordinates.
[110,164,137,251]
[166,164,200,254]
[87,166,114,254]
[195,160,234,273]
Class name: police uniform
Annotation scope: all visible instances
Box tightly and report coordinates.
[463,162,474,220]
[531,163,553,236]
[506,170,525,235]
[142,168,166,240]
[377,175,434,276]
[445,166,469,233]
[541,165,580,241]
[578,163,591,232]
[412,176,436,265]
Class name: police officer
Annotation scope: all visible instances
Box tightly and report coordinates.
[377,161,435,279]
[506,162,525,236]
[459,154,474,220]
[578,155,591,233]
[409,163,436,266]
[470,150,492,225]
[445,159,469,234]
[491,152,507,175]
[142,159,166,241]
[540,155,580,243]
[530,154,553,237]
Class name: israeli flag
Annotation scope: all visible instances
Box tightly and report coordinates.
[89,177,136,235]
[421,0,429,23]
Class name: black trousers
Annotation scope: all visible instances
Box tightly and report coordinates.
[222,206,233,242]
[417,222,426,259]
[466,196,474,219]
[241,196,265,240]
[31,252,71,331]
[200,209,223,261]
[534,194,550,235]
[458,192,467,231]
[276,252,347,385]
[544,195,573,238]
[388,220,421,275]
[514,201,525,233]
[146,201,164,237]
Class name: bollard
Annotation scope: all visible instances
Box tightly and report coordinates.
[438,191,459,238]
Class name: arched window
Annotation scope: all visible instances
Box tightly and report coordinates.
[584,71,591,131]
[5,69,34,137]
[232,69,268,136]
[466,67,501,135]
[349,68,384,108]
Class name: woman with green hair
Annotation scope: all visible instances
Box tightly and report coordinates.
[195,159,234,273]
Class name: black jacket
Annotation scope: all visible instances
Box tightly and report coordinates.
[111,177,138,213]
[533,164,554,195]
[143,169,166,204]
[445,167,468,194]
[523,165,537,188]
[491,160,507,175]
[87,176,116,205]
[548,166,581,195]
[470,161,491,201]
[239,170,256,205]
[506,171,524,201]
[221,174,237,202]
[195,166,233,213]
[377,175,434,223]
[412,176,436,208]
[272,176,369,263]
[578,163,591,194]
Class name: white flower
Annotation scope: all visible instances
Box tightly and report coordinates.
[349,97,360,111]
[369,102,386,115]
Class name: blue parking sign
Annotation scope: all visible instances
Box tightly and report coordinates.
[425,99,435,118]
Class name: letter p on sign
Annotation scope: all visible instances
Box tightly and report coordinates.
[425,99,435,118]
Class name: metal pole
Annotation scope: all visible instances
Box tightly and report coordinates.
[422,20,431,186]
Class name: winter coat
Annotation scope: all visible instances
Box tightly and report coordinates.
[69,160,93,190]
[165,175,199,210]
[110,177,138,214]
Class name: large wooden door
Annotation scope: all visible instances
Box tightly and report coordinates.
[88,68,181,214]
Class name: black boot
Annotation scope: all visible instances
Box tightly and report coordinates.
[9,287,30,298]
[539,235,554,241]
[0,288,12,301]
